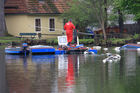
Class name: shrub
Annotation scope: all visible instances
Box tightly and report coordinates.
[133,34,140,39]
[79,39,94,45]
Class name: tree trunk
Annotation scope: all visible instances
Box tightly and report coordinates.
[102,24,107,40]
[137,19,140,33]
[118,9,124,33]
[104,0,107,29]
[0,0,7,36]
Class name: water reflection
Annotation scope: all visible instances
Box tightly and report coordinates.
[0,48,9,93]
[57,54,80,93]
[6,54,57,93]
[124,50,136,77]
[32,55,55,64]
[5,50,140,93]
[5,55,21,63]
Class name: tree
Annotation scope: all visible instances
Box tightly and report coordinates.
[0,0,7,36]
[62,0,113,40]
[115,0,140,25]
[121,0,140,22]
[113,0,140,33]
[62,0,98,32]
[118,9,124,33]
[113,0,125,33]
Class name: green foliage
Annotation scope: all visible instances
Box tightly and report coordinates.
[133,34,140,39]
[114,0,140,21]
[62,0,114,40]
[61,0,110,31]
[79,39,94,45]
[109,37,132,44]
[0,36,20,40]
[0,36,20,44]
[0,40,20,43]
[108,11,119,26]
[46,38,58,45]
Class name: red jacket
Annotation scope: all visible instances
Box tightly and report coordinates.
[64,21,75,43]
[64,21,75,34]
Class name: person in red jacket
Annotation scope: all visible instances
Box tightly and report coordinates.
[64,19,75,46]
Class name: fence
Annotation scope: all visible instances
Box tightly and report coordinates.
[94,33,131,39]
[124,24,140,34]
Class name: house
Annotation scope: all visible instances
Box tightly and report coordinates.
[4,0,70,38]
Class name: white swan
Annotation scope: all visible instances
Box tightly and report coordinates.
[114,47,120,53]
[103,54,121,63]
[106,52,112,57]
[103,48,108,51]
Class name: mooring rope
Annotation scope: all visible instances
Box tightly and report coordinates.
[28,25,94,36]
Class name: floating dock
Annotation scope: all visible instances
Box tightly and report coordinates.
[5,47,30,55]
[5,45,97,55]
[29,45,55,54]
[120,43,140,50]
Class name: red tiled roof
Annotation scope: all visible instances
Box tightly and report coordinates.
[4,0,71,14]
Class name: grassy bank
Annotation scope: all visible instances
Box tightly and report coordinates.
[0,36,21,44]
[0,34,140,46]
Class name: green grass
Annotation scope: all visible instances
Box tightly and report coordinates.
[0,36,20,40]
[108,37,132,44]
[79,39,94,44]
[0,36,20,44]
[0,34,140,45]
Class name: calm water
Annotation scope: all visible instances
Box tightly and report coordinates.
[4,49,140,93]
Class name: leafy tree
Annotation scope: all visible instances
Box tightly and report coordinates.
[0,0,7,36]
[62,0,98,32]
[62,0,113,40]
[112,0,140,33]
[112,0,125,33]
[117,0,140,23]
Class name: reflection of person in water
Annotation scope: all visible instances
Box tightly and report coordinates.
[65,55,75,86]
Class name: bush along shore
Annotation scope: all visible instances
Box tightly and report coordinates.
[1,34,140,47]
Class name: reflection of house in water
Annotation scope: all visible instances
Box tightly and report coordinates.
[6,54,57,93]
[6,57,31,93]
[58,54,80,93]
[5,55,21,63]
[31,55,55,64]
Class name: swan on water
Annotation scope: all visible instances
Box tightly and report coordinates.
[103,48,108,51]
[103,54,121,63]
[114,47,120,53]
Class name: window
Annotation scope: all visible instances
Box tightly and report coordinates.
[49,18,55,32]
[35,18,41,32]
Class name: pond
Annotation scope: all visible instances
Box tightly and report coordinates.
[2,48,140,93]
